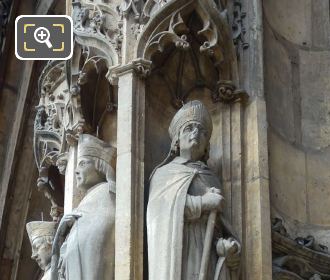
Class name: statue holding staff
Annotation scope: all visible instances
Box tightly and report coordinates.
[147,100,241,280]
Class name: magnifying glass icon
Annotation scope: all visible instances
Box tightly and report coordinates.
[34,27,53,49]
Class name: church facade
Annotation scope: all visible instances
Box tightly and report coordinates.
[0,0,329,279]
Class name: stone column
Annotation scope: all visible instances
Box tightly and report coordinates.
[230,102,244,241]
[112,59,150,280]
[241,0,272,279]
[66,0,72,16]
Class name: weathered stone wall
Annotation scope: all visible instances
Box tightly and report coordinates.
[264,0,330,246]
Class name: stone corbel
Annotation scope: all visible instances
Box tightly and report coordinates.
[107,58,152,84]
[213,80,249,103]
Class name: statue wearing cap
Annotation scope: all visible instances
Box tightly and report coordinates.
[51,134,116,280]
[147,100,241,280]
[26,221,57,280]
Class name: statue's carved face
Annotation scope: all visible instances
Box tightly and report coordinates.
[75,156,104,190]
[31,236,52,270]
[179,121,209,160]
[56,155,68,175]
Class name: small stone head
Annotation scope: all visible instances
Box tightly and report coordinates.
[26,221,57,270]
[56,153,68,175]
[169,100,212,161]
[76,134,116,190]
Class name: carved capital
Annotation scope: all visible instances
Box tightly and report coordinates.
[212,80,248,103]
[132,58,152,77]
[108,59,152,84]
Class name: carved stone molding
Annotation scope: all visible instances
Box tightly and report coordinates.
[72,1,122,65]
[118,0,246,55]
[118,0,144,20]
[143,0,171,20]
[34,61,68,220]
[35,61,67,171]
[272,218,330,279]
[273,255,330,280]
[66,43,117,138]
[144,10,190,59]
[141,0,226,67]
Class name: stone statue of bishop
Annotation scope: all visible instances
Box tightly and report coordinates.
[147,100,241,280]
[26,221,57,280]
[51,134,116,280]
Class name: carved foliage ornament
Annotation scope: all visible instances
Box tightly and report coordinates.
[72,1,122,64]
[34,61,69,220]
[35,61,67,171]
[118,0,248,54]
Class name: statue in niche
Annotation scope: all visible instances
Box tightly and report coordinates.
[51,134,116,280]
[147,100,241,280]
[26,221,57,280]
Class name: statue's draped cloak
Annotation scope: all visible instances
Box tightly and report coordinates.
[41,268,51,280]
[147,157,227,280]
[63,182,115,280]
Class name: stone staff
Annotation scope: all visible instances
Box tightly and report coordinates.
[199,187,219,280]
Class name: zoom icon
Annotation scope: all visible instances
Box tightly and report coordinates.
[15,15,73,60]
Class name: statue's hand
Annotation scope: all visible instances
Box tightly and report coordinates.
[201,188,224,212]
[216,237,241,271]
[57,213,82,236]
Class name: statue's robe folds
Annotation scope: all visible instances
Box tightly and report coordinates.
[61,181,115,280]
[41,268,51,280]
[147,157,231,280]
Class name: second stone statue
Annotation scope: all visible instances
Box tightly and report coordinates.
[51,134,116,280]
[147,100,241,280]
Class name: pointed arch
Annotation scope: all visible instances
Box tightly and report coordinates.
[136,0,238,82]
